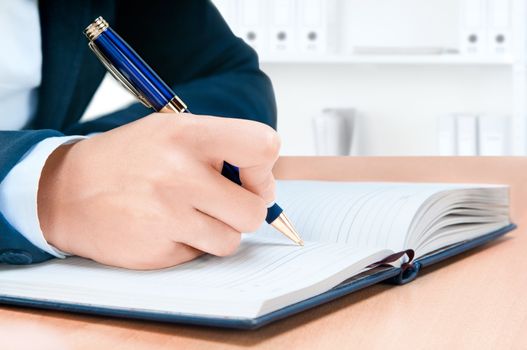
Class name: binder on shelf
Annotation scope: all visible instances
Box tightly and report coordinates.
[487,0,512,55]
[459,0,487,55]
[238,0,267,54]
[297,0,339,54]
[438,115,457,156]
[456,114,479,156]
[269,0,296,54]
[478,115,510,156]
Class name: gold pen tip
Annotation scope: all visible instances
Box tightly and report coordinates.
[270,213,304,246]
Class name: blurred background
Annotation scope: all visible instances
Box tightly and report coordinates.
[83,0,527,156]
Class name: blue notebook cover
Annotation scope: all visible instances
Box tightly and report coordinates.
[0,224,516,330]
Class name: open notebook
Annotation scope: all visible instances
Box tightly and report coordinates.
[0,181,514,329]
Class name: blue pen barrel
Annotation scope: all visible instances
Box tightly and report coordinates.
[93,28,174,111]
[221,162,242,186]
[86,17,285,228]
[221,162,282,224]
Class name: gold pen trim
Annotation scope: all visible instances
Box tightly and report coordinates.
[84,17,154,109]
[160,96,188,114]
[84,16,187,114]
[84,16,109,41]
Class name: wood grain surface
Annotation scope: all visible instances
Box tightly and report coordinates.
[1,157,526,350]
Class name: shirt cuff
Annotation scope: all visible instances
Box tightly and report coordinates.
[0,136,86,258]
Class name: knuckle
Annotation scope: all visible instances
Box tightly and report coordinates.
[147,166,172,186]
[215,230,241,256]
[155,153,200,187]
[256,125,281,161]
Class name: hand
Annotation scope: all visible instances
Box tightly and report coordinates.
[37,113,280,269]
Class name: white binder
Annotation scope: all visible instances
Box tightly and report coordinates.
[459,0,487,55]
[487,0,512,55]
[478,115,510,156]
[269,0,296,54]
[438,115,457,156]
[297,0,339,54]
[238,0,267,54]
[456,114,479,156]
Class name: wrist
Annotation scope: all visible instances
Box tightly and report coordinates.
[37,142,78,253]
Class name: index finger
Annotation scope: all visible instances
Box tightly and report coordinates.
[175,114,281,196]
[176,114,281,169]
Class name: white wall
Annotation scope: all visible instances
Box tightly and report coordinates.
[82,75,135,122]
[262,63,513,155]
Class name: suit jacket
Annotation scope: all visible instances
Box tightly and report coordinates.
[0,0,276,265]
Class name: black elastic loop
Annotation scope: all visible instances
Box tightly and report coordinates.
[367,249,415,269]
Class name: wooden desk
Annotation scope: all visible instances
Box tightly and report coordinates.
[2,157,526,349]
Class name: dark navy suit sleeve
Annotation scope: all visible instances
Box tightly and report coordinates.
[0,130,64,264]
[66,0,277,135]
[0,0,276,264]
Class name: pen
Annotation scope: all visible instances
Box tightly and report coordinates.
[84,17,303,246]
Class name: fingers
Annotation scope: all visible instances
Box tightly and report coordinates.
[169,114,280,202]
[145,243,204,270]
[106,239,204,270]
[178,209,243,257]
[190,167,268,233]
[239,171,276,204]
[172,114,281,169]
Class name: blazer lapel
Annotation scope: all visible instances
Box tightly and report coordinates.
[34,0,93,130]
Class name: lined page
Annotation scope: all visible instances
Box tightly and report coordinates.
[1,181,509,319]
[255,181,466,251]
[0,236,390,318]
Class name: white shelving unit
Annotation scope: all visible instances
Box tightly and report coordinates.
[260,55,515,65]
[218,1,527,155]
[511,0,527,155]
[213,0,527,156]
[258,53,526,155]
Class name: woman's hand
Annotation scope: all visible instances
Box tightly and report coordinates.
[37,113,280,269]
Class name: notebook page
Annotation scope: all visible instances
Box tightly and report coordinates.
[255,181,467,251]
[0,236,390,318]
[410,187,510,256]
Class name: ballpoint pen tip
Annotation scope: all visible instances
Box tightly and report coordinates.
[271,213,304,246]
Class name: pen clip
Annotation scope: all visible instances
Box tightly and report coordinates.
[88,42,153,110]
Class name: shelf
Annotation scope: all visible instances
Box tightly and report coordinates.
[260,54,516,65]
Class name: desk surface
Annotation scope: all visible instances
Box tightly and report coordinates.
[1,157,527,349]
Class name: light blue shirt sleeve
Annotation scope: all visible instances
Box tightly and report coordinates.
[0,136,86,258]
